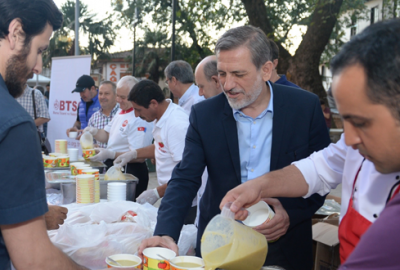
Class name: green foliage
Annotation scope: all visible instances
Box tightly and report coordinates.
[43,0,118,68]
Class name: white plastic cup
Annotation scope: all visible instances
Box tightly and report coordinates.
[68,148,79,162]
[69,131,78,139]
[242,201,275,227]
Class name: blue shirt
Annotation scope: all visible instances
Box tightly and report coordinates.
[274,75,301,89]
[0,75,48,269]
[233,82,274,183]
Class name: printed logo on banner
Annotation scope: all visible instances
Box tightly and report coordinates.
[53,99,78,112]
[122,120,128,127]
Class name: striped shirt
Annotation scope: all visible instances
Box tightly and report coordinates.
[87,103,120,148]
[16,86,50,132]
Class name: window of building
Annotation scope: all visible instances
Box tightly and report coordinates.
[371,6,379,24]
[350,26,357,38]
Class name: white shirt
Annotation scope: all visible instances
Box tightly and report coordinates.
[104,108,154,153]
[294,134,400,223]
[178,84,205,114]
[153,100,189,186]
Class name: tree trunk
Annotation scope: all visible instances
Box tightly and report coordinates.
[287,0,344,99]
[241,0,293,74]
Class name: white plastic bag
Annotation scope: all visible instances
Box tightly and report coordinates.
[104,165,126,180]
[80,132,94,150]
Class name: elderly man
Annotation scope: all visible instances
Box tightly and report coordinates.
[221,19,400,269]
[84,76,154,199]
[195,55,222,99]
[138,25,330,270]
[66,74,100,135]
[0,0,89,269]
[164,60,205,113]
[86,80,119,148]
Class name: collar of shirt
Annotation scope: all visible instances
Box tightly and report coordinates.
[155,99,175,129]
[232,81,274,121]
[20,85,33,97]
[0,75,8,95]
[119,107,134,114]
[100,103,120,117]
[178,83,197,107]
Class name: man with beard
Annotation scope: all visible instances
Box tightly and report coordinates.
[0,0,89,269]
[138,25,330,270]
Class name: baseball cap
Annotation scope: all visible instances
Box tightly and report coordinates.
[71,75,95,93]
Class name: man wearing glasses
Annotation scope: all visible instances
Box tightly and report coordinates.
[164,60,204,114]
[67,75,101,135]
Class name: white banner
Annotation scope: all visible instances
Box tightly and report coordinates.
[47,55,92,154]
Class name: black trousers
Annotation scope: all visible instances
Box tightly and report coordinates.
[105,159,149,201]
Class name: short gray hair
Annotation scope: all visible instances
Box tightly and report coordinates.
[117,75,139,91]
[203,60,218,81]
[164,60,194,84]
[215,25,272,69]
[100,80,117,94]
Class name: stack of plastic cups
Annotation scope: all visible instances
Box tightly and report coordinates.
[76,175,95,204]
[70,162,85,176]
[107,183,127,202]
[82,169,100,203]
[76,165,92,175]
[55,139,68,154]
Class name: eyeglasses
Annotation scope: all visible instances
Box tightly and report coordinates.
[165,78,170,85]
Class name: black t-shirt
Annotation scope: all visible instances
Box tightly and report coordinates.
[0,75,48,269]
[76,100,94,122]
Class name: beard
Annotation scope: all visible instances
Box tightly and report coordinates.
[223,80,264,110]
[4,45,33,98]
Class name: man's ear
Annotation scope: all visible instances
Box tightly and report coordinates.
[211,75,221,89]
[149,99,158,108]
[7,19,25,50]
[261,61,274,82]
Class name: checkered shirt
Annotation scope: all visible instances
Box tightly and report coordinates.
[88,103,120,148]
[15,86,50,132]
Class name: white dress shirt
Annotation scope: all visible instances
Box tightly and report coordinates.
[178,84,205,114]
[294,134,400,223]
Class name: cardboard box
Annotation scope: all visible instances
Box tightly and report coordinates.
[313,222,340,270]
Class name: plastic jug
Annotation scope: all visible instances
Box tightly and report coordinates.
[201,204,268,270]
[80,132,94,150]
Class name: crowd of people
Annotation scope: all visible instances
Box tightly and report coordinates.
[1,0,400,269]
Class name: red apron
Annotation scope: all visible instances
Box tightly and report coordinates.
[338,160,400,263]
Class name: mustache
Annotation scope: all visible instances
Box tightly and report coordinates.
[225,88,245,95]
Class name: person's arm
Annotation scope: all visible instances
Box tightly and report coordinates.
[221,165,308,218]
[1,216,88,270]
[45,205,68,230]
[35,117,49,127]
[34,90,50,127]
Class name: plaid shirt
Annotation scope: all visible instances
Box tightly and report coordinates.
[16,86,50,132]
[88,103,120,148]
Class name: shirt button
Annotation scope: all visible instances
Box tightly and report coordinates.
[253,145,256,149]
[251,169,254,172]
[253,121,256,124]
[396,175,399,180]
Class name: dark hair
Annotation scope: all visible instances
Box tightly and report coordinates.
[331,19,400,120]
[128,79,165,108]
[215,25,272,69]
[164,60,195,84]
[35,85,45,94]
[0,0,63,46]
[268,39,279,61]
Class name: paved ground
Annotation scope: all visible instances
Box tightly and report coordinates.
[146,171,342,209]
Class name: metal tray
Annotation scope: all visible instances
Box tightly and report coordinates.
[44,160,107,171]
